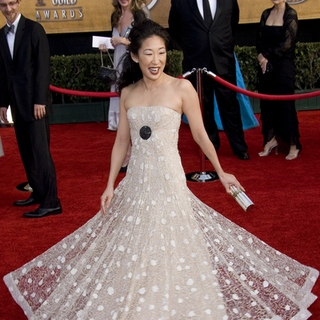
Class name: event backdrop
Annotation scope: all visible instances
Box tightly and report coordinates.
[0,0,319,34]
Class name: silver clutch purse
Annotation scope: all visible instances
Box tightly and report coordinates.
[230,185,254,212]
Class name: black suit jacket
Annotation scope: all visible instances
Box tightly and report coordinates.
[0,15,52,122]
[169,0,239,76]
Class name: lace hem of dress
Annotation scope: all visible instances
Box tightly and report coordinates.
[4,266,319,320]
[296,268,319,308]
[4,273,34,319]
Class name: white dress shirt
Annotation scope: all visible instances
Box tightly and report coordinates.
[6,13,21,59]
[196,0,217,21]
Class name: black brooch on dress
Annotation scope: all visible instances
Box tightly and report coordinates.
[139,126,152,140]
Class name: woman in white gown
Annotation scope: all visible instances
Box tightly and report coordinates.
[4,20,318,320]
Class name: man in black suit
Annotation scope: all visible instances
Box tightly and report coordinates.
[0,0,62,217]
[169,0,249,160]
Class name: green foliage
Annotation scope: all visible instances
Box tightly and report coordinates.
[50,51,183,104]
[50,43,320,103]
[235,42,320,91]
[51,54,110,103]
[295,42,320,90]
[166,50,183,78]
[234,45,259,92]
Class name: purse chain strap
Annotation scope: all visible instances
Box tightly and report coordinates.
[100,50,115,68]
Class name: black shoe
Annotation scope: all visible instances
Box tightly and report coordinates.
[119,165,127,173]
[14,197,40,207]
[23,206,63,218]
[237,151,250,160]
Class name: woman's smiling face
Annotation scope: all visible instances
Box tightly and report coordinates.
[132,35,167,81]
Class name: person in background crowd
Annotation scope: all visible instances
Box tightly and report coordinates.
[99,0,151,132]
[99,0,150,171]
[0,0,61,218]
[168,0,250,160]
[257,0,301,160]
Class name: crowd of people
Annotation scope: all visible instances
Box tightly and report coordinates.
[1,0,318,319]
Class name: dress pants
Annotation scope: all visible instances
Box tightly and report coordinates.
[189,71,247,155]
[13,108,60,208]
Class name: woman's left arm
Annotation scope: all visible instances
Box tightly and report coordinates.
[111,36,130,47]
[179,79,244,194]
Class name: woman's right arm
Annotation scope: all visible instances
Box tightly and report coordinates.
[100,88,131,215]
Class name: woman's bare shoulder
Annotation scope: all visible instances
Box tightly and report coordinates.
[121,81,143,109]
[121,82,139,98]
[163,75,198,113]
[168,75,194,92]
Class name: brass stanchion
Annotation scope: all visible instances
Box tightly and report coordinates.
[186,68,219,182]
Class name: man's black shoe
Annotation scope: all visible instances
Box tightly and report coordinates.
[23,207,62,218]
[237,151,250,160]
[14,197,40,207]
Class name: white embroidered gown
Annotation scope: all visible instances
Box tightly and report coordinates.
[4,106,319,319]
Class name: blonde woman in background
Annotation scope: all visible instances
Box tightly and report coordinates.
[100,0,151,132]
[100,0,151,171]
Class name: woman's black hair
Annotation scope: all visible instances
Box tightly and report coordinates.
[117,20,170,93]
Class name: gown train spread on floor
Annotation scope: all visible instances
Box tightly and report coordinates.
[4,106,318,319]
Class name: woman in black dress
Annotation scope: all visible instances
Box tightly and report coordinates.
[257,0,301,160]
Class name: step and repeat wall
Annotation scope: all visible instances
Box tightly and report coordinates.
[0,0,319,34]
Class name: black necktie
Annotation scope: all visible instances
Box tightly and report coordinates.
[202,0,212,28]
[4,24,15,35]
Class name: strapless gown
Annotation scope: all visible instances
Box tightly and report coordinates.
[4,106,318,319]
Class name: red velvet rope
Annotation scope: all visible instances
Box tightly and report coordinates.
[49,85,119,98]
[205,71,320,101]
[50,72,320,101]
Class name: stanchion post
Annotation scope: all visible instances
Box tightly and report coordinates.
[186,68,219,183]
[197,69,207,173]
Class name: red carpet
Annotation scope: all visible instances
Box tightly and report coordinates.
[0,110,319,319]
